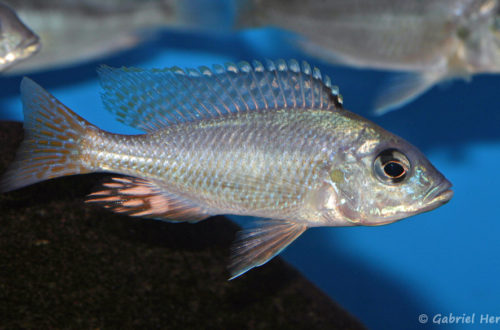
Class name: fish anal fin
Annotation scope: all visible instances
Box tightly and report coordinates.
[229,220,307,280]
[86,176,211,222]
[374,71,445,115]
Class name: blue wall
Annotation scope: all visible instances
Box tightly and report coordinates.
[1,27,499,329]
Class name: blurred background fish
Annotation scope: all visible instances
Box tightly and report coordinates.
[1,0,185,74]
[5,0,500,114]
[218,0,500,113]
[0,1,40,71]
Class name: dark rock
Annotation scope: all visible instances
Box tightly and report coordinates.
[0,121,364,329]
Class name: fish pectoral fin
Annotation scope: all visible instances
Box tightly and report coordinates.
[373,70,445,115]
[228,219,307,280]
[86,176,212,223]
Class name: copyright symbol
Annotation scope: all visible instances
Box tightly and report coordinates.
[419,314,428,324]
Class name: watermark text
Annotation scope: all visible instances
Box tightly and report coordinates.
[418,313,500,325]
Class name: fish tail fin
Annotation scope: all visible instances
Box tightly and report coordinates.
[0,78,92,192]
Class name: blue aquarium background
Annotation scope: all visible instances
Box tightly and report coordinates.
[1,24,499,330]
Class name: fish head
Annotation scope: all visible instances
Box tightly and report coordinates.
[323,117,453,227]
[0,3,40,71]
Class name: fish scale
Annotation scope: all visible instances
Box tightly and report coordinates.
[80,110,335,217]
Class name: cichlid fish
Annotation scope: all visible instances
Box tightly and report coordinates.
[232,0,500,113]
[0,1,40,71]
[0,60,453,278]
[1,0,179,74]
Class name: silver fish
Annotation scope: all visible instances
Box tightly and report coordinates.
[0,1,40,71]
[1,0,179,74]
[0,60,453,278]
[234,0,500,113]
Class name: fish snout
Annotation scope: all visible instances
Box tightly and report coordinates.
[423,178,453,208]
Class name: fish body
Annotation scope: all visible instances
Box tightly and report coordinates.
[234,0,500,112]
[0,1,40,71]
[1,0,179,74]
[0,60,453,278]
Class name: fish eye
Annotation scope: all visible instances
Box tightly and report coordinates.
[374,149,410,184]
[383,161,405,178]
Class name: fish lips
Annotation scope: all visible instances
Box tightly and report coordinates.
[421,178,454,212]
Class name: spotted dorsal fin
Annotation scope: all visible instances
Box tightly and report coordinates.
[98,59,343,132]
[229,220,307,279]
[86,176,212,222]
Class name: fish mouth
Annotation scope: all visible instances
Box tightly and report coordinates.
[422,179,454,212]
[17,34,41,57]
[361,179,453,227]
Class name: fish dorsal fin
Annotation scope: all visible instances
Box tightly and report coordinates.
[86,176,212,222]
[229,220,307,279]
[98,59,343,132]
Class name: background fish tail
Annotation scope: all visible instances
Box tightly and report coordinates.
[0,78,92,192]
[373,70,445,115]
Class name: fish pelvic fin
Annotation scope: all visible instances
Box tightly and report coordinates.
[229,219,307,280]
[373,70,445,115]
[86,176,212,223]
[0,78,91,192]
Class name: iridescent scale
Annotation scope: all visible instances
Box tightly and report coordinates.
[81,110,346,220]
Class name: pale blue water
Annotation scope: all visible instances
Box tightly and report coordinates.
[1,27,499,329]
